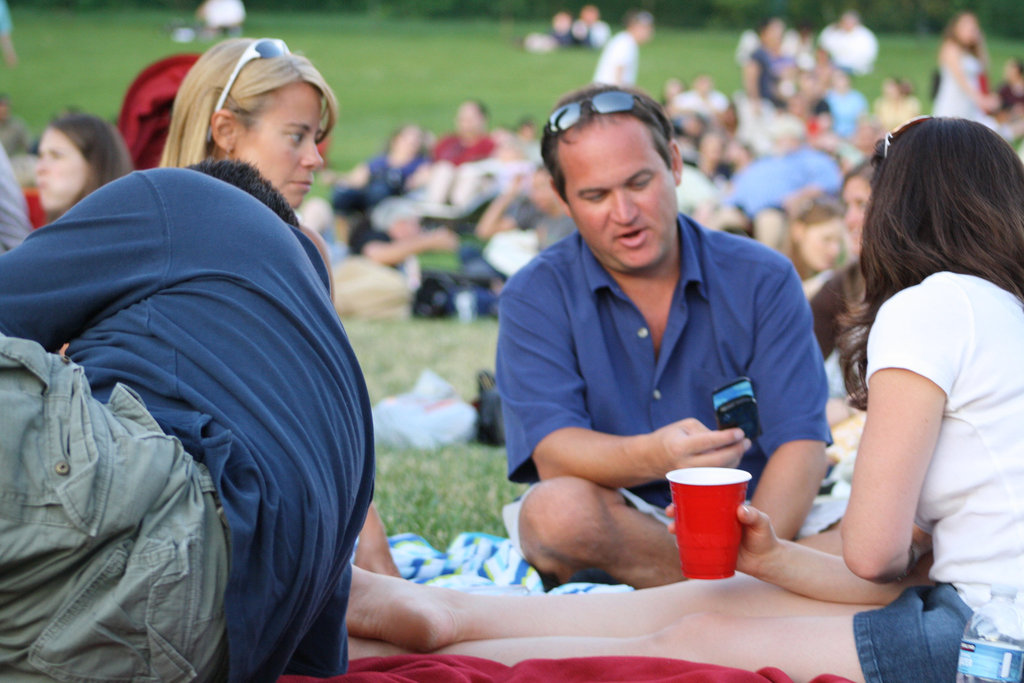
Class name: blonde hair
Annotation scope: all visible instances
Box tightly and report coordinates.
[160,38,338,168]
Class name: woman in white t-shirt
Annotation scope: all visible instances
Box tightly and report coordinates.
[345,117,1024,683]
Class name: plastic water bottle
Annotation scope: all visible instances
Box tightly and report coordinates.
[957,585,1024,682]
[454,288,476,323]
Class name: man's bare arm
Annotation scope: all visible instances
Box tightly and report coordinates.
[532,419,749,488]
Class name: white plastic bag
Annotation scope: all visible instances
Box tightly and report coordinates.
[371,369,477,449]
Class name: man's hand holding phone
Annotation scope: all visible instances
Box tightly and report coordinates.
[652,418,749,475]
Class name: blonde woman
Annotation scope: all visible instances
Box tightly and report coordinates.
[162,38,336,289]
[162,37,400,577]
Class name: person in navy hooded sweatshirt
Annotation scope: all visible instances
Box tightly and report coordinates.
[0,160,374,681]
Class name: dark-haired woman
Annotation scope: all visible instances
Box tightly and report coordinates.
[35,113,133,224]
[346,117,1024,683]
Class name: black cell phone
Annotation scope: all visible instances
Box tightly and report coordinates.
[712,376,761,440]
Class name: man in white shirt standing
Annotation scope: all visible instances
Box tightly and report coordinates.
[593,10,654,86]
[819,10,878,76]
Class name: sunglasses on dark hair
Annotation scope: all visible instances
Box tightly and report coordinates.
[882,115,931,159]
[207,38,290,141]
[544,90,639,135]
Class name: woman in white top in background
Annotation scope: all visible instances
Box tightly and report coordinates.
[932,12,999,126]
[345,116,1024,683]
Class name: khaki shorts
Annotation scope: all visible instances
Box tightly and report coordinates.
[0,335,229,681]
[502,484,670,559]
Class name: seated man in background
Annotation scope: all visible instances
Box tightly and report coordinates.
[463,166,576,281]
[715,113,842,250]
[349,209,459,268]
[497,85,830,589]
[0,161,374,681]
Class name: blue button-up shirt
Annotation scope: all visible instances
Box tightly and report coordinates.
[497,214,830,507]
[723,146,842,217]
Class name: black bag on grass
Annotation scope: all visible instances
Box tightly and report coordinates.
[475,370,505,446]
[412,272,458,318]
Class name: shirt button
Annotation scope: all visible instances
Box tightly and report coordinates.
[637,327,649,339]
[653,389,662,400]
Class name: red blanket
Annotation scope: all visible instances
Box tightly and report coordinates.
[280,654,855,682]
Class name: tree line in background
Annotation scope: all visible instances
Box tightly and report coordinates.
[27,0,1024,38]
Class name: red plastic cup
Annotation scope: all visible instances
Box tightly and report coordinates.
[667,467,752,580]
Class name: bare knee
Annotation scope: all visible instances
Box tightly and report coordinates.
[520,478,609,543]
[518,478,620,569]
[645,611,731,656]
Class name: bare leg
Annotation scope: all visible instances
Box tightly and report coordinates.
[354,503,402,577]
[517,477,683,587]
[347,567,460,652]
[347,565,879,653]
[752,208,787,251]
[434,611,866,683]
[423,161,456,205]
[448,161,489,208]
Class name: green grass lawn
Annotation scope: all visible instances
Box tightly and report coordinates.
[5,8,1020,549]
[5,7,1022,174]
[342,316,526,548]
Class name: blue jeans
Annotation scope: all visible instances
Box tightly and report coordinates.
[0,335,229,681]
[854,583,971,683]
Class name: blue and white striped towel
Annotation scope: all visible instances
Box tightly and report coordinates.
[387,532,633,595]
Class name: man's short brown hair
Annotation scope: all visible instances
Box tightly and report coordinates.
[541,84,674,201]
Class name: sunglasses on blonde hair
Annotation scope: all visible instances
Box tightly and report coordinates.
[207,38,290,141]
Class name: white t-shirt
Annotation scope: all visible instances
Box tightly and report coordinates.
[573,19,611,48]
[867,272,1024,609]
[593,31,639,85]
[671,90,730,117]
[819,23,878,75]
[199,0,245,29]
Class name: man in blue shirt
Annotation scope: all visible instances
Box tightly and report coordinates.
[497,86,830,588]
[717,113,842,250]
[0,162,374,680]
